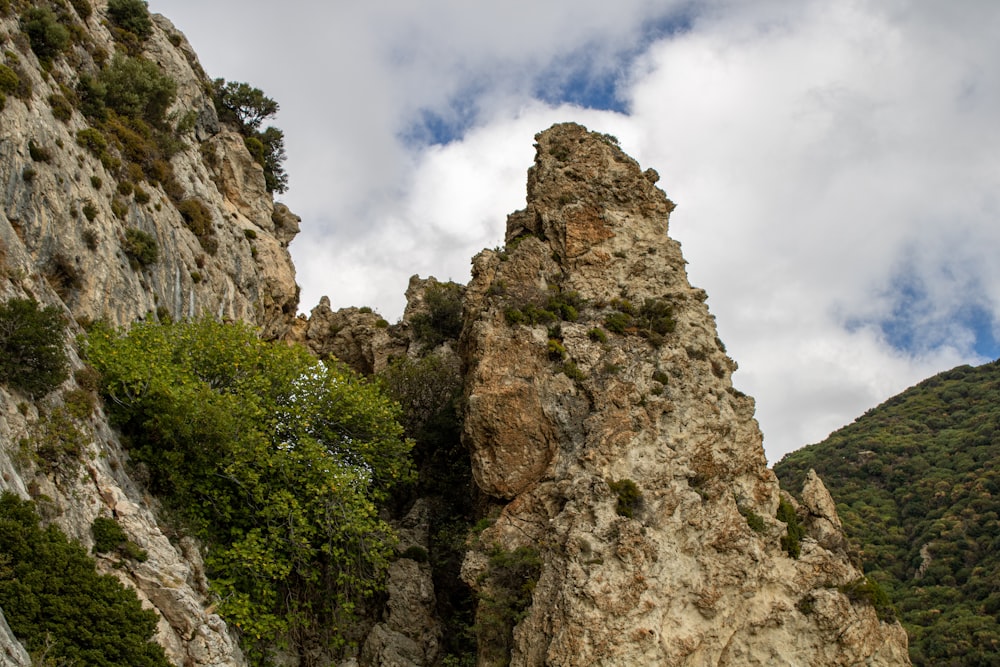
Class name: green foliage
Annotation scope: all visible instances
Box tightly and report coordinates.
[609,479,642,518]
[401,545,429,563]
[106,0,152,39]
[28,139,53,162]
[774,359,1000,665]
[603,311,632,334]
[122,227,158,268]
[76,127,107,155]
[0,63,19,95]
[776,497,803,559]
[739,505,766,533]
[48,92,73,121]
[175,198,218,254]
[91,516,128,553]
[21,7,71,64]
[84,318,413,658]
[99,55,177,126]
[504,287,585,328]
[212,78,288,193]
[476,546,542,666]
[29,406,87,472]
[840,576,896,623]
[69,0,92,20]
[411,281,464,350]
[213,78,279,131]
[546,338,566,361]
[0,493,170,666]
[587,327,607,343]
[0,298,68,397]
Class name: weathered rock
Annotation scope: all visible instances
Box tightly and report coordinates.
[361,503,442,667]
[0,608,30,667]
[460,123,910,666]
[285,296,404,374]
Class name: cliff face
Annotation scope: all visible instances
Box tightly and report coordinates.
[459,123,910,666]
[0,2,299,664]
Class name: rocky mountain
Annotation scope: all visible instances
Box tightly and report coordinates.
[775,361,1000,665]
[454,123,908,666]
[0,2,911,665]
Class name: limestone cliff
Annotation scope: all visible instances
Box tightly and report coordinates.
[0,1,300,664]
[458,123,910,666]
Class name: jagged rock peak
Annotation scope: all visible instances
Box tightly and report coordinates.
[459,123,910,665]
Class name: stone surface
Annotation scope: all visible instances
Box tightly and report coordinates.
[459,123,910,666]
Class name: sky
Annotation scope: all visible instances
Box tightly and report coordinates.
[148,0,1000,464]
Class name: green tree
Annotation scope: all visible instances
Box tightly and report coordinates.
[106,0,152,39]
[0,298,68,397]
[0,493,170,666]
[84,318,413,660]
[213,79,288,193]
[213,78,279,130]
[99,54,177,126]
[21,7,70,64]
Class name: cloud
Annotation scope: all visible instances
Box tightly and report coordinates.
[149,0,1000,463]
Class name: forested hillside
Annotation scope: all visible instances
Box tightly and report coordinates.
[775,360,1000,666]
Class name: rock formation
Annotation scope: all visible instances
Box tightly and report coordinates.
[0,1,912,663]
[459,123,910,666]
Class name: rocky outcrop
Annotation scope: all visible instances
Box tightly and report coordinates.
[0,8,299,337]
[459,123,910,666]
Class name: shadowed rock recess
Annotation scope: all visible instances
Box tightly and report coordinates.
[458,123,910,666]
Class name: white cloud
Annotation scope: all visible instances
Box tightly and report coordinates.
[149,0,1000,463]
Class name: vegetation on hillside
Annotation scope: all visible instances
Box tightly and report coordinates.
[774,360,1000,665]
[0,297,68,397]
[84,318,413,661]
[0,493,170,666]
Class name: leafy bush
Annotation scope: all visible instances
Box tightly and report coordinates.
[0,298,68,397]
[84,318,413,659]
[106,0,152,39]
[401,545,429,563]
[99,54,176,126]
[0,493,170,666]
[91,516,128,553]
[776,497,804,559]
[69,0,92,20]
[0,63,18,95]
[587,327,607,343]
[76,127,107,156]
[28,139,52,162]
[175,198,218,254]
[48,92,73,121]
[603,311,632,334]
[476,546,542,665]
[29,406,87,471]
[411,281,463,350]
[21,7,71,63]
[123,227,158,268]
[840,576,896,622]
[609,479,642,518]
[739,505,767,533]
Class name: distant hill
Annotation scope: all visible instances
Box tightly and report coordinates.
[774,360,1000,665]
